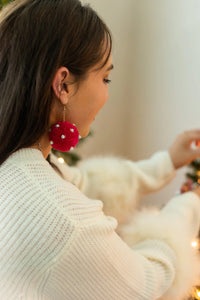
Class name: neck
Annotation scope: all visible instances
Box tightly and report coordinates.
[31,134,52,159]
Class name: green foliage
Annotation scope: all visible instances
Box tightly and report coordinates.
[52,130,94,166]
[186,172,198,183]
[0,0,13,10]
[51,149,81,166]
[186,159,200,184]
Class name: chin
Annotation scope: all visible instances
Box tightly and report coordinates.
[80,126,90,138]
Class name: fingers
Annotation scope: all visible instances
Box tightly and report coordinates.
[183,129,200,140]
[182,130,200,147]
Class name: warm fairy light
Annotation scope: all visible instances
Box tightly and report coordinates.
[191,239,199,249]
[193,286,200,299]
[196,140,200,147]
[58,157,65,164]
[197,171,200,177]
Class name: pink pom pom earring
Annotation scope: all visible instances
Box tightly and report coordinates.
[49,106,81,152]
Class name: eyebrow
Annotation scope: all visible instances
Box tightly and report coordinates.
[106,64,114,71]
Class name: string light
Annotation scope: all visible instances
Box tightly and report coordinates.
[191,240,199,249]
[193,286,200,299]
[58,157,65,164]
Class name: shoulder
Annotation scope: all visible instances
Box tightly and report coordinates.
[0,148,107,225]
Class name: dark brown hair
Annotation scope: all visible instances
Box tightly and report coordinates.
[0,0,112,165]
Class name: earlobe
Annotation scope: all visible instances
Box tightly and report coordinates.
[52,67,70,105]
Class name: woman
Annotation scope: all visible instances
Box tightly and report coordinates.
[0,0,200,299]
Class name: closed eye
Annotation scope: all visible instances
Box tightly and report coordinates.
[104,79,111,84]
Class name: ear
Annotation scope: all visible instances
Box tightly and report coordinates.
[52,67,73,105]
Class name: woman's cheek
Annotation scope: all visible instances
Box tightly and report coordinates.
[104,88,109,104]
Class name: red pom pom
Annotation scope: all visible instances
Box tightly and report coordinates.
[49,121,79,152]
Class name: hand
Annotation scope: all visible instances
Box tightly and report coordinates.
[169,129,200,169]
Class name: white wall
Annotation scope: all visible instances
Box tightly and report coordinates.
[78,0,200,208]
[79,0,137,157]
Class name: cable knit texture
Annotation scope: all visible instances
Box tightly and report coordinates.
[0,148,199,299]
[50,151,176,225]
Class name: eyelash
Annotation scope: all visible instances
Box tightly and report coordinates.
[104,79,112,84]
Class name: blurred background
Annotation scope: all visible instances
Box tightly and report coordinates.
[78,0,200,208]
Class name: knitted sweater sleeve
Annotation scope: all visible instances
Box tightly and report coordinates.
[117,191,200,300]
[1,152,199,300]
[41,191,200,300]
[49,151,176,224]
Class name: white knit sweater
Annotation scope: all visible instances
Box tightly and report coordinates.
[0,148,200,300]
